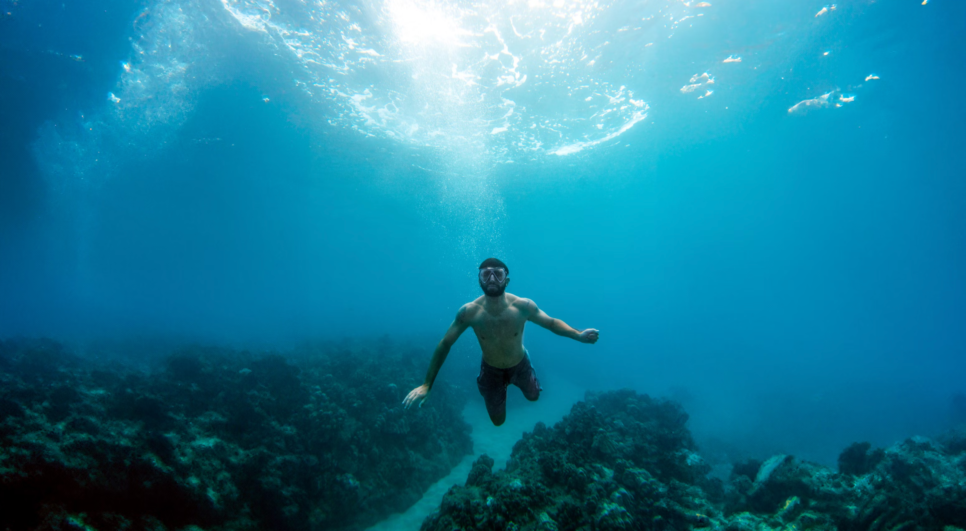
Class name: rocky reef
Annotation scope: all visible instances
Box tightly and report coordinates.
[0,337,472,531]
[4,338,965,531]
[422,389,966,531]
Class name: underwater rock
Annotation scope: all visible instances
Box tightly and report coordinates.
[0,338,472,531]
[422,389,721,531]
[423,388,966,531]
[838,441,886,476]
[939,427,966,456]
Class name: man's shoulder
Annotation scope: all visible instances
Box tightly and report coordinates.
[466,296,486,308]
[458,298,485,318]
[509,294,535,310]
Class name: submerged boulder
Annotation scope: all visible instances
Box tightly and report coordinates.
[726,435,966,529]
[838,441,886,476]
[422,389,721,531]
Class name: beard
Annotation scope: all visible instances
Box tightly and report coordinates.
[480,280,506,297]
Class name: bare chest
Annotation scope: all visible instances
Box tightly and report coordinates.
[472,309,526,342]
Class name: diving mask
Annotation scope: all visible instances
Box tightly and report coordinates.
[479,267,507,283]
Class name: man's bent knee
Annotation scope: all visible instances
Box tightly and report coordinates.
[490,413,506,426]
[522,383,541,402]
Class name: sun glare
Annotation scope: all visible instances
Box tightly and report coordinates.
[386,0,464,46]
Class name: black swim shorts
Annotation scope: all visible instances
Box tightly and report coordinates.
[477,352,542,423]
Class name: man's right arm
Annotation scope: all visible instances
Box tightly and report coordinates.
[403,305,471,409]
[423,305,471,389]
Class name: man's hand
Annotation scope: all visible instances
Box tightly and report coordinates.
[578,329,599,344]
[403,384,431,409]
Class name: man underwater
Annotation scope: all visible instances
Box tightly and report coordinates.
[403,258,599,426]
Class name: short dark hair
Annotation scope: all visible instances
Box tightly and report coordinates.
[479,258,509,275]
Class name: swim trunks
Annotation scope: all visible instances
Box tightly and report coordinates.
[476,352,542,422]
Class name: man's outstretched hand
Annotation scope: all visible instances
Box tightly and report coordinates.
[403,384,431,409]
[578,329,600,344]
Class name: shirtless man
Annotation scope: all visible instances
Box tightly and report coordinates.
[403,258,599,426]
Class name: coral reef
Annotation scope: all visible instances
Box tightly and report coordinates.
[0,338,472,531]
[724,434,966,529]
[422,389,966,531]
[4,338,965,531]
[422,389,721,531]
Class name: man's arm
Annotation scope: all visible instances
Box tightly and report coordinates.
[526,300,599,344]
[422,307,470,389]
[403,306,471,409]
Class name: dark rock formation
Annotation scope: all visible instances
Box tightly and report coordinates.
[837,441,886,476]
[422,389,721,531]
[0,338,472,531]
[724,435,966,529]
[422,389,966,531]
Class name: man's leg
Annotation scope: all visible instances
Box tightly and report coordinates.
[477,363,508,426]
[510,353,542,402]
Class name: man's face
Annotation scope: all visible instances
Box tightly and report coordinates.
[479,267,508,297]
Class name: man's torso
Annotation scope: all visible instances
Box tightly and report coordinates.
[463,292,531,368]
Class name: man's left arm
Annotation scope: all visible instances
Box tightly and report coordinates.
[525,300,599,344]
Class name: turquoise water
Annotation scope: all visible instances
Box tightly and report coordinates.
[1,0,964,471]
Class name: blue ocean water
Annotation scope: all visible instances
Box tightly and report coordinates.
[1,0,964,474]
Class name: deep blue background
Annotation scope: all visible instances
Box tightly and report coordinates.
[1,0,964,463]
